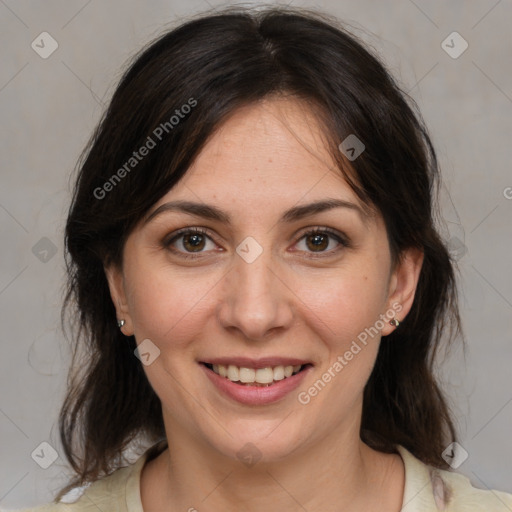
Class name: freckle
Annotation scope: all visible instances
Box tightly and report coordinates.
[268,158,272,163]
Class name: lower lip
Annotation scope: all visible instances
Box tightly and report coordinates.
[201,364,312,405]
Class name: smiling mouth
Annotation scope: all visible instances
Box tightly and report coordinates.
[202,363,311,387]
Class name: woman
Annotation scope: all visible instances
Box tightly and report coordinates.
[14,5,512,511]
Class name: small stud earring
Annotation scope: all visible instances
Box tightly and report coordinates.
[117,319,125,328]
[389,318,400,327]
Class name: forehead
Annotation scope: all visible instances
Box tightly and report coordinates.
[150,97,375,227]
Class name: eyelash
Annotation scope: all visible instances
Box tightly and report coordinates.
[163,226,350,260]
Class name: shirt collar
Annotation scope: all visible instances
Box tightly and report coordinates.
[396,444,444,511]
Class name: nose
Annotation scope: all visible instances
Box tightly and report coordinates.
[217,245,295,341]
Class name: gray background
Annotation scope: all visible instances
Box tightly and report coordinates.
[1,0,511,508]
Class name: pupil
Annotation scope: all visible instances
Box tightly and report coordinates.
[184,234,204,251]
[308,234,327,251]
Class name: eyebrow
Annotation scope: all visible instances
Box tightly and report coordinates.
[144,198,371,226]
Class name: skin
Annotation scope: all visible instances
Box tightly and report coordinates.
[106,97,424,512]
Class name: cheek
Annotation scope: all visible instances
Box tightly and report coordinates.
[292,269,387,422]
[294,264,388,349]
[124,257,218,346]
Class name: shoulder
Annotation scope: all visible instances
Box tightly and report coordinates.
[396,444,512,511]
[5,466,134,512]
[433,467,512,511]
[2,470,129,512]
[5,439,168,512]
[2,504,73,512]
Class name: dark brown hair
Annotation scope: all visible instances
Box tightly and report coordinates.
[56,4,463,502]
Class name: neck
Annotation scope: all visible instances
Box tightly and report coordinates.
[141,417,404,512]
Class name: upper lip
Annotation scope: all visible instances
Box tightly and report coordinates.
[200,357,312,369]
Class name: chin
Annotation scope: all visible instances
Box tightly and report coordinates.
[203,419,308,467]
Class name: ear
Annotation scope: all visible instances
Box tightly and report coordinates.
[381,247,424,336]
[104,263,134,336]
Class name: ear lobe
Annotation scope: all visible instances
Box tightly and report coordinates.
[104,264,134,335]
[381,247,424,336]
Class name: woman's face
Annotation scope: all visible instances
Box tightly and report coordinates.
[106,97,422,463]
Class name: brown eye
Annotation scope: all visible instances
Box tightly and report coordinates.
[305,232,330,252]
[294,228,349,257]
[182,232,206,252]
[164,228,218,259]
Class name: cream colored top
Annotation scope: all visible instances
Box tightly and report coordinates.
[8,441,512,511]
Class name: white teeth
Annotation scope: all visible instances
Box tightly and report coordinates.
[255,367,274,384]
[273,365,285,381]
[239,367,256,383]
[227,365,239,381]
[210,363,304,384]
